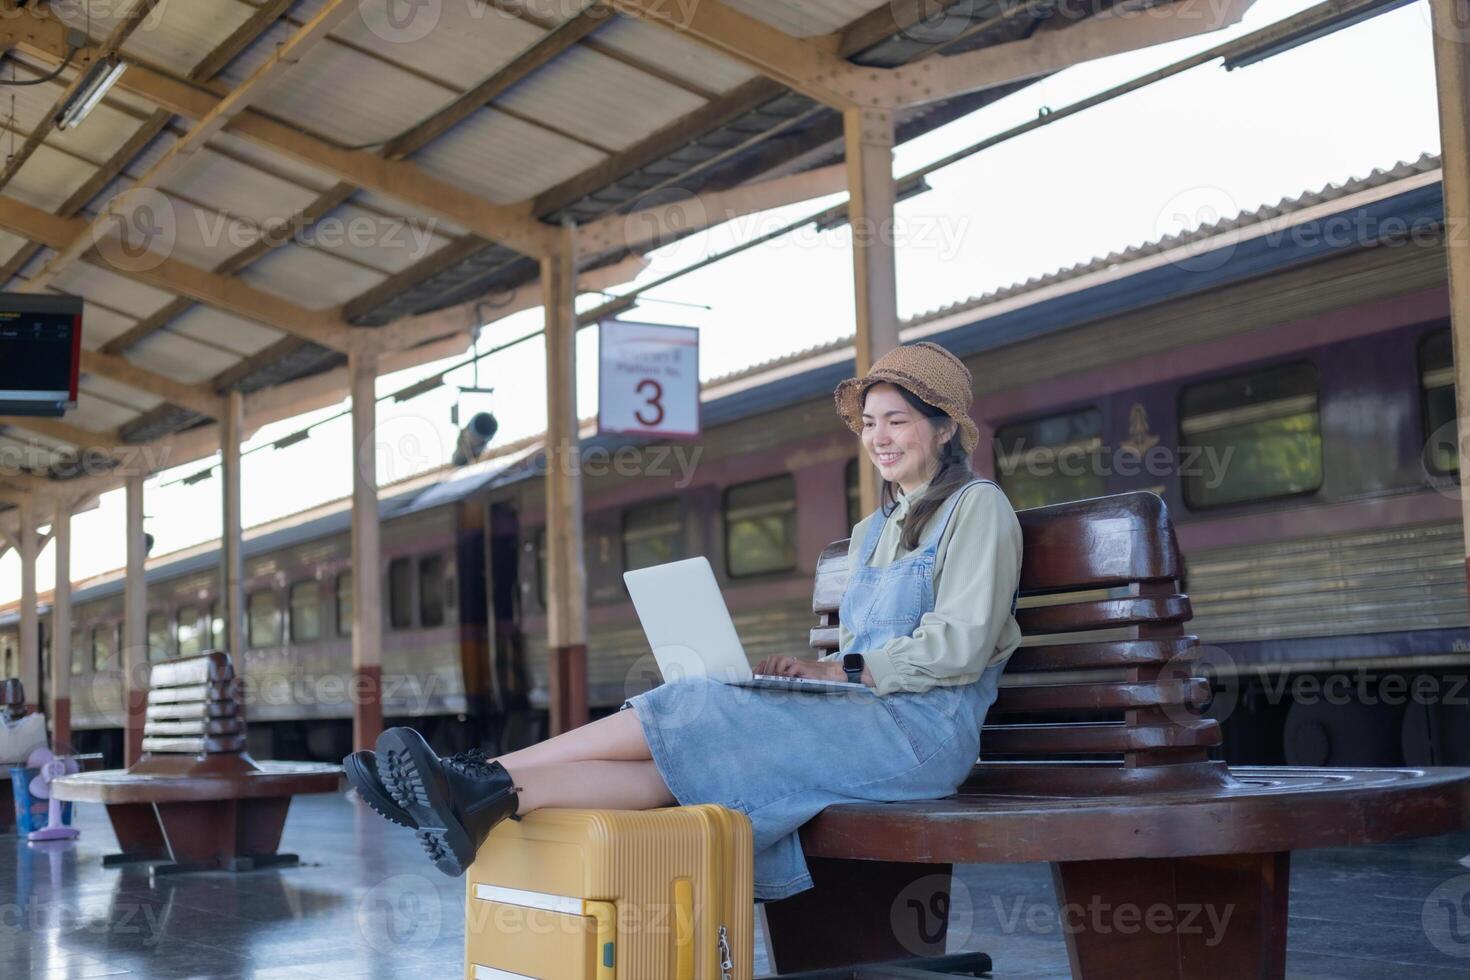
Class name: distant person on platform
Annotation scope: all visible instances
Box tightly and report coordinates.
[344,341,1022,902]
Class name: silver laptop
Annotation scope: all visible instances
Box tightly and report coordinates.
[624,557,872,696]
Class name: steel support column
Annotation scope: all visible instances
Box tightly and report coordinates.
[350,349,384,751]
[542,225,589,736]
[221,390,246,658]
[17,495,38,713]
[1431,0,1470,607]
[123,474,147,765]
[51,499,72,751]
[845,106,902,515]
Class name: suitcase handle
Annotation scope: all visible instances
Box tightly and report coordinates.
[674,878,694,980]
[586,900,616,980]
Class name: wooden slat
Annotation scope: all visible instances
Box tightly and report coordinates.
[990,678,1211,715]
[142,717,244,738]
[148,652,234,687]
[141,733,247,755]
[1015,594,1192,635]
[146,701,237,721]
[1005,637,1199,672]
[981,720,1220,755]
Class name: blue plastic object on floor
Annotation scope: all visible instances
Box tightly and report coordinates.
[9,766,72,835]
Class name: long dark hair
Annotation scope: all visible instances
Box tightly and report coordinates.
[876,384,973,550]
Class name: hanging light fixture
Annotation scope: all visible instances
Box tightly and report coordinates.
[54,56,128,130]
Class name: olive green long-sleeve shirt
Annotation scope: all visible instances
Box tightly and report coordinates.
[825,479,1023,696]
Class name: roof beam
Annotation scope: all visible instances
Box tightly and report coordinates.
[0,192,355,351]
[577,163,847,254]
[0,0,162,195]
[79,350,227,419]
[0,6,557,258]
[23,0,360,293]
[1,416,122,451]
[610,0,1255,108]
[887,0,1259,106]
[607,0,863,107]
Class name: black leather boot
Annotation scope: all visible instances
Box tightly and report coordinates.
[343,750,416,829]
[376,727,522,877]
[343,748,494,831]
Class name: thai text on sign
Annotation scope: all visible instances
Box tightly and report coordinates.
[598,320,700,438]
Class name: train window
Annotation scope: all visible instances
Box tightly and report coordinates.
[248,591,283,648]
[1179,361,1322,509]
[724,475,797,578]
[177,606,203,656]
[70,630,83,675]
[535,528,547,609]
[389,558,414,630]
[336,573,353,637]
[994,407,1106,509]
[846,459,862,529]
[1421,329,1457,474]
[290,581,322,643]
[419,556,446,628]
[146,613,171,663]
[211,603,225,652]
[623,499,682,573]
[91,625,113,671]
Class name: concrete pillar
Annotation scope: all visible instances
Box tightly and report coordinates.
[350,349,383,751]
[50,499,72,751]
[123,474,147,765]
[1431,0,1470,606]
[542,225,588,735]
[844,106,901,516]
[221,390,246,658]
[17,495,38,713]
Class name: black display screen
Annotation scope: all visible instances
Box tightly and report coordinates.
[0,295,82,417]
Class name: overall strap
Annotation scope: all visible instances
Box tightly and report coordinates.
[920,478,999,551]
[858,503,889,564]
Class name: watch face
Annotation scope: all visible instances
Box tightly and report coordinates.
[843,653,863,671]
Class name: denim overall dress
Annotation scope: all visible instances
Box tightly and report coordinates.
[620,479,1008,901]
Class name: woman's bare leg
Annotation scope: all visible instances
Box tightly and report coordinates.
[509,761,675,813]
[491,709,652,770]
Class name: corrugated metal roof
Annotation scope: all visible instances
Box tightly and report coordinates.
[0,0,1146,497]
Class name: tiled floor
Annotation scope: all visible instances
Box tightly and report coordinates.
[3,793,1469,978]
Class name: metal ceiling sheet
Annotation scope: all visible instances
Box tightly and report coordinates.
[78,304,142,351]
[351,190,468,239]
[168,307,285,357]
[51,0,257,78]
[69,393,144,434]
[223,31,453,149]
[589,18,758,94]
[128,329,245,384]
[333,0,548,90]
[241,243,388,309]
[0,78,146,167]
[7,144,101,212]
[723,0,892,36]
[52,263,177,321]
[521,0,601,21]
[79,373,159,412]
[495,46,707,152]
[203,131,339,196]
[309,202,457,274]
[409,106,606,206]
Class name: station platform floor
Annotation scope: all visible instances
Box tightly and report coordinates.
[2,791,1468,978]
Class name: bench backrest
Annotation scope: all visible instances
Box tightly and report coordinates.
[812,491,1221,782]
[1,678,25,722]
[141,652,246,755]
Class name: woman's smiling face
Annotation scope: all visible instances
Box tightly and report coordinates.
[860,382,954,495]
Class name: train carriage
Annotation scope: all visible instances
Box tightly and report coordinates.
[5,155,1466,768]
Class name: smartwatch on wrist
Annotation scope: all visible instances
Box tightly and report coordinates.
[842,653,865,685]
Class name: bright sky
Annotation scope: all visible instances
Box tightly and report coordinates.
[0,0,1445,605]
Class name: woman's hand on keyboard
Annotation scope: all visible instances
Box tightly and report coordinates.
[754,656,842,681]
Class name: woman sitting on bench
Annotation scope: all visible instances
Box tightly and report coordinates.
[345,341,1023,901]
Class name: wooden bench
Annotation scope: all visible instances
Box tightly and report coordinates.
[761,491,1470,979]
[53,651,341,874]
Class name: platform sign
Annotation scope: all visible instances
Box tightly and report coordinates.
[598,320,700,439]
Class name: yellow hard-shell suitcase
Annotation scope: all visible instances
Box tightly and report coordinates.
[464,804,754,980]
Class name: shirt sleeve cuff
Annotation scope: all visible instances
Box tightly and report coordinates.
[861,645,909,696]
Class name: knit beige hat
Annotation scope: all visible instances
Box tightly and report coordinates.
[833,342,979,454]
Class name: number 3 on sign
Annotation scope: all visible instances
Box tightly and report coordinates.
[634,378,664,426]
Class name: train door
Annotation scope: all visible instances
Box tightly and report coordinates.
[488,502,536,750]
